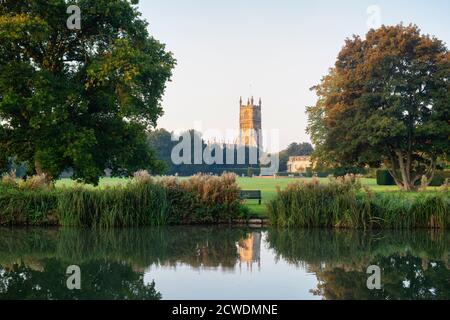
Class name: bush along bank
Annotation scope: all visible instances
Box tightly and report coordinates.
[267,175,450,230]
[0,172,248,228]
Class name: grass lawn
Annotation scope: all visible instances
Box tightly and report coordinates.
[238,177,419,217]
[56,176,442,218]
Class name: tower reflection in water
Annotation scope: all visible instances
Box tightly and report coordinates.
[237,231,262,271]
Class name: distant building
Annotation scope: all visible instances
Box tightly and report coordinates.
[287,156,313,173]
[238,97,262,150]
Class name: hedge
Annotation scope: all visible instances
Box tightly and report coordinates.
[377,170,450,186]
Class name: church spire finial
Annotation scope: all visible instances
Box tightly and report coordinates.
[239,96,242,106]
[259,97,262,106]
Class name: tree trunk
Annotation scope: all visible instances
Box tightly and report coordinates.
[396,151,415,191]
[385,151,437,192]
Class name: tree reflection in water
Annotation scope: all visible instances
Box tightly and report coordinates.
[0,227,254,299]
[267,229,450,300]
[0,227,449,300]
[0,259,160,300]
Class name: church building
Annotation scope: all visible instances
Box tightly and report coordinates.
[238,96,263,151]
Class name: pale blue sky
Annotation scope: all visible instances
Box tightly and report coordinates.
[138,0,450,151]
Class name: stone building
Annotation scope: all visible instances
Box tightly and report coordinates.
[287,156,313,173]
[238,97,262,150]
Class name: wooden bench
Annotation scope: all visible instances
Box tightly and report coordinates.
[240,190,262,205]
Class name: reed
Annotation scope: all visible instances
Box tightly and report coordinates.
[58,182,169,228]
[0,187,59,226]
[268,175,450,229]
[0,173,245,227]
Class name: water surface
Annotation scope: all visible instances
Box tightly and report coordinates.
[0,227,449,300]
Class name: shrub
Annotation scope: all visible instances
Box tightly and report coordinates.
[18,174,53,191]
[1,171,17,188]
[162,173,242,224]
[331,166,368,177]
[377,169,450,187]
[429,170,450,187]
[0,173,245,227]
[132,170,153,184]
[376,170,396,186]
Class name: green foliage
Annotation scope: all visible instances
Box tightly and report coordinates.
[0,0,176,184]
[376,170,396,186]
[58,182,170,228]
[268,178,450,229]
[147,128,173,174]
[0,174,246,227]
[307,24,450,191]
[377,169,450,186]
[0,185,59,226]
[429,170,450,187]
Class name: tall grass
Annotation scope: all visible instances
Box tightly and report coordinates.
[58,182,169,228]
[0,186,59,226]
[162,173,242,224]
[268,175,450,229]
[372,193,450,229]
[0,173,245,228]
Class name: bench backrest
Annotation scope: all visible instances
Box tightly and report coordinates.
[240,190,262,199]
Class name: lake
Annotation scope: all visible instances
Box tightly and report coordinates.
[0,227,449,300]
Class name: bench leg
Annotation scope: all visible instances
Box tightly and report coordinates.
[259,199,261,205]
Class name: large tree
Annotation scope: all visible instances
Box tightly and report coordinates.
[0,0,175,184]
[307,24,450,191]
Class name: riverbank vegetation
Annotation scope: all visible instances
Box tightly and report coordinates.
[0,172,246,227]
[267,175,450,229]
[1,172,448,229]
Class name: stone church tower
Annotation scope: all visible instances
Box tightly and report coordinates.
[238,96,262,150]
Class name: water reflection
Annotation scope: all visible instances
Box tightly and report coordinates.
[0,227,448,300]
[238,232,261,271]
[0,259,160,300]
[268,229,450,300]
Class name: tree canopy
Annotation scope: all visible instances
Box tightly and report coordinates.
[0,0,175,184]
[307,24,450,190]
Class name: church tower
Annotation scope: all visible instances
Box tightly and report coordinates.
[238,96,262,150]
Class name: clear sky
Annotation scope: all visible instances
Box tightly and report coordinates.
[138,0,450,151]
